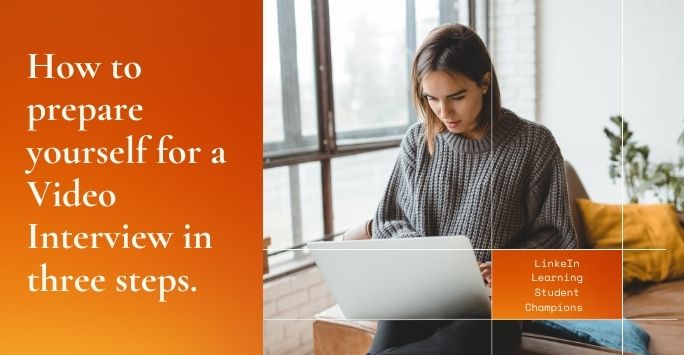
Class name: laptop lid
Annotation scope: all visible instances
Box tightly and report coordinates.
[308,236,491,320]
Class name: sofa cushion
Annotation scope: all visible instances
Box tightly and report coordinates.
[512,333,631,355]
[576,199,684,284]
[522,320,647,355]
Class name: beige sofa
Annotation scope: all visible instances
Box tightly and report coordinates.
[313,162,684,354]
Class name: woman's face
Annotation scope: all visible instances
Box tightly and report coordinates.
[421,70,489,138]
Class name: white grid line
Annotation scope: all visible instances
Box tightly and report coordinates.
[489,2,495,352]
[266,4,665,354]
[269,248,667,251]
[620,1,625,353]
[263,318,680,321]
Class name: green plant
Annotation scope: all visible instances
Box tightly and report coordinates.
[603,116,651,203]
[604,116,684,210]
[652,162,684,209]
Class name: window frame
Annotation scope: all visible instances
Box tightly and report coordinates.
[264,0,482,280]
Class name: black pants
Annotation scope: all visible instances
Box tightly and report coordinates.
[367,320,521,355]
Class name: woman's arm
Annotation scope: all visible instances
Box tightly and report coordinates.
[518,139,578,249]
[372,124,423,239]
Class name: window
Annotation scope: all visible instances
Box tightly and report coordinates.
[263,0,318,155]
[329,0,415,144]
[263,0,484,278]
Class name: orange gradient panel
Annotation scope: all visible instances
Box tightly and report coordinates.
[492,250,621,320]
[0,1,261,354]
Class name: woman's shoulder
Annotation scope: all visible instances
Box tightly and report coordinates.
[401,121,425,150]
[502,110,563,182]
[395,122,427,168]
[502,109,558,149]
[406,121,425,139]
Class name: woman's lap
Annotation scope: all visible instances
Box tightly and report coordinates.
[368,320,521,355]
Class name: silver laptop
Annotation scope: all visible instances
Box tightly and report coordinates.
[308,236,491,320]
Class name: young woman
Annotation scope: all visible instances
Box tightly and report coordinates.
[368,24,577,354]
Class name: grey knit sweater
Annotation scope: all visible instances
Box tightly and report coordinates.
[372,110,577,262]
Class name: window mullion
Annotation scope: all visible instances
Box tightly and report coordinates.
[406,0,417,125]
[313,0,335,238]
[277,0,303,147]
[469,0,477,28]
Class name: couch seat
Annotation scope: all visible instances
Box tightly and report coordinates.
[624,279,684,355]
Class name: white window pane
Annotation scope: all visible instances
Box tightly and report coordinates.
[329,0,410,135]
[416,0,440,42]
[263,0,284,143]
[332,148,400,233]
[295,0,318,138]
[474,0,489,43]
[263,0,318,154]
[300,163,324,240]
[263,166,291,249]
[263,162,323,250]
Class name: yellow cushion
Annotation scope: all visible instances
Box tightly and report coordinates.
[576,199,684,284]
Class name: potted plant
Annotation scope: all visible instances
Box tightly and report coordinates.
[604,116,684,212]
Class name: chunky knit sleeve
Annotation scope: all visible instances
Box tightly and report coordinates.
[519,132,578,249]
[372,124,423,239]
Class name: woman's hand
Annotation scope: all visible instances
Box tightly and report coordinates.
[479,262,492,288]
